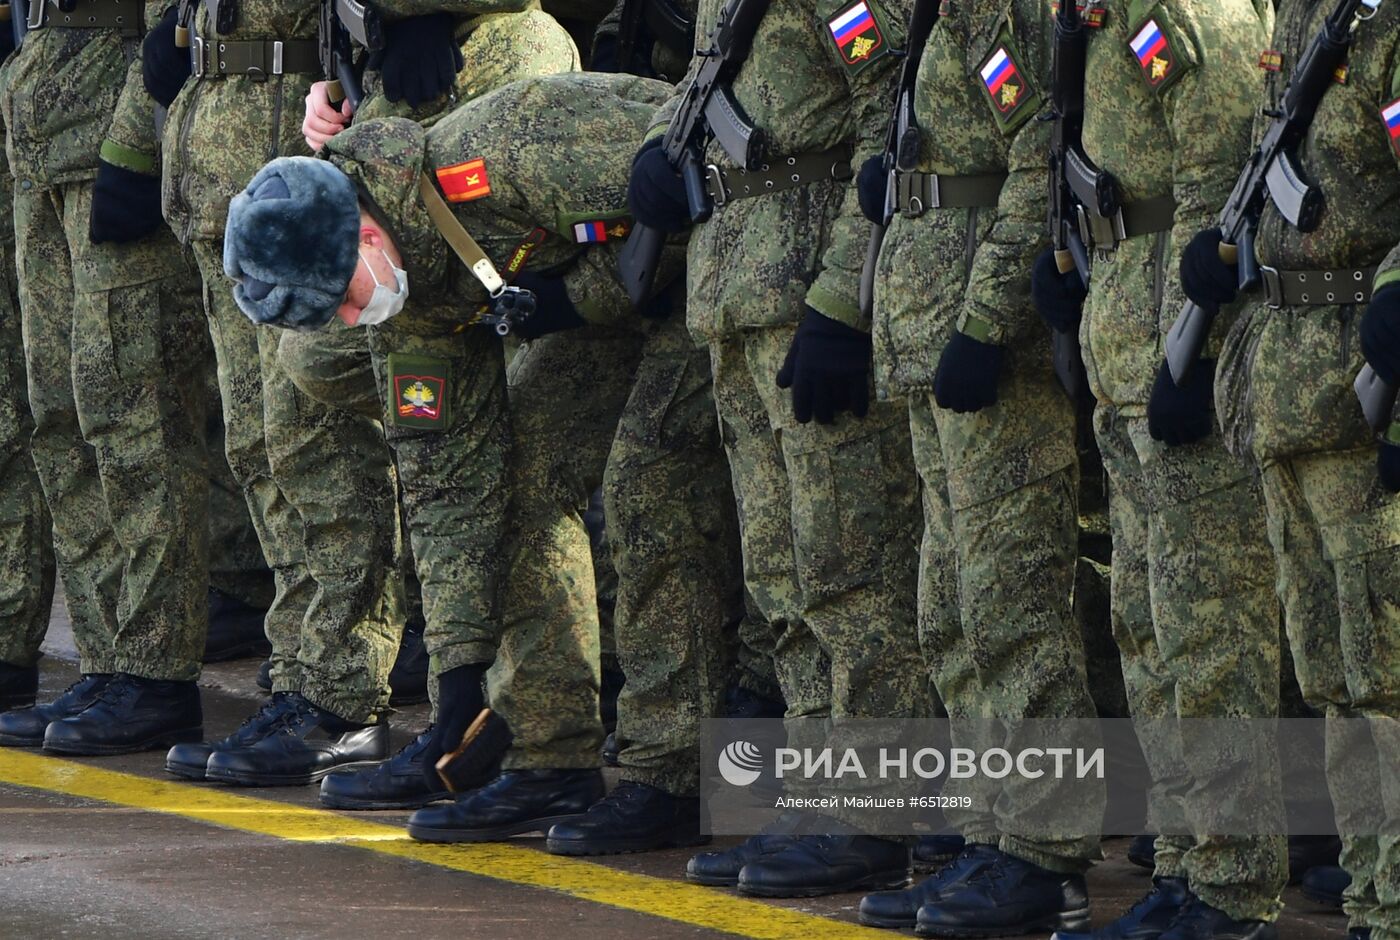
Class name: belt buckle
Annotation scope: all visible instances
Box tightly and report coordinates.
[925,173,941,210]
[271,40,283,74]
[191,35,206,76]
[706,164,728,208]
[26,0,43,29]
[1259,265,1283,308]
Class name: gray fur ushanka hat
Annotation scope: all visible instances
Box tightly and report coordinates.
[223,156,362,331]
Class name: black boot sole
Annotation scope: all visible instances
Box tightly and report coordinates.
[1,694,37,712]
[859,911,921,929]
[205,758,382,788]
[42,725,204,757]
[0,732,46,748]
[685,871,741,887]
[409,813,588,844]
[1299,885,1345,909]
[320,790,449,811]
[164,758,211,781]
[914,907,1091,939]
[738,867,910,899]
[546,828,711,857]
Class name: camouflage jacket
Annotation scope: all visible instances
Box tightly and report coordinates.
[160,0,575,243]
[1,1,159,186]
[1254,0,1400,287]
[1079,0,1266,409]
[873,0,1050,393]
[323,72,683,334]
[653,0,909,339]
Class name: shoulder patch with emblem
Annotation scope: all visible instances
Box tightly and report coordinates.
[435,158,491,203]
[978,46,1032,122]
[1383,98,1400,158]
[572,219,632,243]
[1129,18,1182,92]
[826,0,887,70]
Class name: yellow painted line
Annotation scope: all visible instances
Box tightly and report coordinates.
[0,750,881,940]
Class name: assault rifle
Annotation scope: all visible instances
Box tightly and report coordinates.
[616,0,770,307]
[1164,0,1381,385]
[319,0,383,109]
[857,0,938,318]
[1045,0,1106,397]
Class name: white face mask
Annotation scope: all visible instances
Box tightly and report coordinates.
[354,247,409,327]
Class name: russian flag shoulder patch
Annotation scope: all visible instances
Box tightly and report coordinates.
[572,219,633,243]
[435,158,491,203]
[975,42,1038,133]
[825,0,888,72]
[1129,17,1185,94]
[1383,98,1400,159]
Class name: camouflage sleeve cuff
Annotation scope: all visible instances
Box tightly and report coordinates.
[1375,267,1400,294]
[99,140,157,176]
[429,641,497,679]
[956,310,1005,346]
[805,283,866,331]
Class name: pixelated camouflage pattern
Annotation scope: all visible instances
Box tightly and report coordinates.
[1077,0,1286,919]
[0,167,56,671]
[1210,6,1400,933]
[15,181,210,681]
[662,0,907,337]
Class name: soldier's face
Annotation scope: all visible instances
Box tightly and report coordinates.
[337,218,405,326]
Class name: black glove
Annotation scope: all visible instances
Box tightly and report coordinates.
[510,271,585,341]
[1359,284,1400,385]
[933,331,1004,413]
[142,7,190,108]
[775,306,872,425]
[369,13,464,108]
[422,663,487,791]
[856,154,885,226]
[1179,228,1239,312]
[1379,433,1400,493]
[1031,247,1088,334]
[1147,358,1216,446]
[627,138,690,233]
[90,160,164,244]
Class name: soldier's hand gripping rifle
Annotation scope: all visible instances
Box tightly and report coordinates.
[1045,0,1101,397]
[319,0,383,110]
[616,0,770,308]
[1165,0,1381,386]
[857,0,938,319]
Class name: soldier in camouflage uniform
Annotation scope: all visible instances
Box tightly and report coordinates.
[0,90,57,714]
[851,2,1102,934]
[223,72,738,844]
[1180,3,1400,938]
[0,0,211,754]
[1027,2,1288,938]
[629,0,931,898]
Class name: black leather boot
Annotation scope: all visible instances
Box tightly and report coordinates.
[545,780,709,855]
[387,619,428,707]
[914,852,1090,938]
[203,588,270,662]
[0,674,111,746]
[407,768,605,843]
[737,833,911,898]
[255,659,273,692]
[1287,835,1342,884]
[914,831,968,870]
[1128,834,1158,870]
[320,726,449,810]
[0,662,39,711]
[1156,898,1277,940]
[165,693,299,780]
[687,810,812,886]
[1050,877,1193,940]
[1300,864,1349,909]
[204,693,388,786]
[860,845,1004,929]
[43,674,202,756]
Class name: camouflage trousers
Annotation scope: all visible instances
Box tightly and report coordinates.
[15,181,208,680]
[204,372,274,611]
[708,325,925,821]
[1218,302,1400,938]
[908,333,1102,874]
[0,227,56,670]
[1094,404,1286,921]
[200,244,402,724]
[193,242,317,688]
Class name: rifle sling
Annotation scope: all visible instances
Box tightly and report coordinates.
[895,170,1005,216]
[191,36,318,75]
[705,146,853,207]
[1257,265,1376,308]
[417,173,507,298]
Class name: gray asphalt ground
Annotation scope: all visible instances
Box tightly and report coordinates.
[0,599,1351,940]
